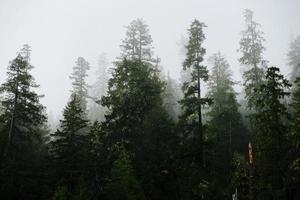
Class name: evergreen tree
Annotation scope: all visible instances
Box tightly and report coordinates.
[101,59,178,199]
[207,52,235,112]
[179,19,211,165]
[86,121,110,199]
[69,57,90,111]
[287,35,300,82]
[120,18,157,65]
[49,94,89,195]
[207,52,247,153]
[206,52,248,198]
[176,19,212,199]
[0,45,47,199]
[101,59,164,143]
[231,153,250,199]
[253,67,291,198]
[239,9,266,109]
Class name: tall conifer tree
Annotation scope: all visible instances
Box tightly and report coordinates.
[239,9,266,109]
[179,19,211,165]
[206,52,248,198]
[50,94,89,195]
[70,57,90,111]
[253,67,291,198]
[0,45,47,199]
[120,19,158,65]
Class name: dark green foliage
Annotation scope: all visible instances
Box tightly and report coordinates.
[86,121,109,198]
[134,106,179,199]
[50,94,89,195]
[177,19,213,199]
[183,20,206,71]
[101,59,164,142]
[52,185,68,200]
[206,52,249,198]
[290,78,300,150]
[179,19,211,163]
[253,67,291,198]
[105,144,145,200]
[286,77,300,197]
[231,153,250,199]
[101,59,179,199]
[1,16,300,200]
[51,177,92,200]
[0,54,46,153]
[0,45,47,199]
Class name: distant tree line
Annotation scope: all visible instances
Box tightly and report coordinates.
[0,9,300,200]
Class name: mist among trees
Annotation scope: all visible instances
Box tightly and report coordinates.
[0,6,300,200]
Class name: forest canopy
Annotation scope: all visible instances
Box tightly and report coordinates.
[0,6,300,200]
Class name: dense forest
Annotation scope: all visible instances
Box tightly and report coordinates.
[0,8,300,200]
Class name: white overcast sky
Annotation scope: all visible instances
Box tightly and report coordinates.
[0,0,300,117]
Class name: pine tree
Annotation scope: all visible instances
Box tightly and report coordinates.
[207,53,247,151]
[179,19,211,165]
[206,52,248,198]
[101,59,164,143]
[50,94,89,194]
[101,59,178,199]
[176,19,212,200]
[253,67,291,198]
[85,121,109,199]
[239,9,266,109]
[120,19,157,65]
[207,52,235,112]
[69,57,90,111]
[0,45,47,199]
[287,35,300,82]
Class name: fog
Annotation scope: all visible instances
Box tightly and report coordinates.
[0,0,299,117]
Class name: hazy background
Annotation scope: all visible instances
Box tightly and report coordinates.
[0,0,299,119]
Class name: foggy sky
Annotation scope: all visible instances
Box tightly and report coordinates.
[0,0,300,119]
